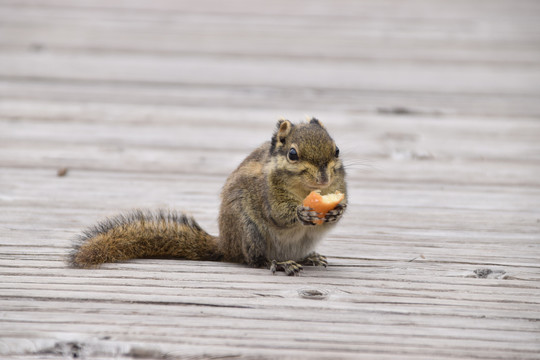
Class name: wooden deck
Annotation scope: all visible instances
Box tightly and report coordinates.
[1,1,540,359]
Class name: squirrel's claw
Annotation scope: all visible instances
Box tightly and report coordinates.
[270,260,303,276]
[297,205,321,226]
[324,203,347,224]
[297,203,346,225]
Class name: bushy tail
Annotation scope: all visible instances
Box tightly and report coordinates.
[69,209,222,268]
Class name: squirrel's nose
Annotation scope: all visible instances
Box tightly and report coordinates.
[316,171,330,186]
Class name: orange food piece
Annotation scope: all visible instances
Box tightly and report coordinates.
[302,190,345,225]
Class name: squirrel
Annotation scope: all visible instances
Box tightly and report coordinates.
[69,118,347,275]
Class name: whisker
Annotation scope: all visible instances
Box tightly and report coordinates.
[342,159,382,172]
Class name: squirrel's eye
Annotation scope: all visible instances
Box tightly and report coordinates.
[335,146,340,158]
[288,147,299,161]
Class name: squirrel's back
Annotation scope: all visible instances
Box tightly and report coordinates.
[69,210,222,268]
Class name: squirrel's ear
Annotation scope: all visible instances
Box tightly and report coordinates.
[277,119,293,140]
[271,119,293,152]
[309,117,325,128]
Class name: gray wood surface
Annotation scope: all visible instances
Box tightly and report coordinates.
[1,1,539,359]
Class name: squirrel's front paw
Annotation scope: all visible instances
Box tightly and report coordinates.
[323,203,347,224]
[270,260,303,276]
[296,205,320,226]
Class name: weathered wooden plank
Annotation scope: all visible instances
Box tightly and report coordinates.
[2,52,539,96]
[3,80,540,117]
[1,0,539,359]
[1,3,538,64]
[1,279,539,311]
[2,296,539,333]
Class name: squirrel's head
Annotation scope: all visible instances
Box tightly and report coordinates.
[270,118,343,191]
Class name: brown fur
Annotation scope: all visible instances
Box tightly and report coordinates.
[70,210,221,268]
[69,119,347,272]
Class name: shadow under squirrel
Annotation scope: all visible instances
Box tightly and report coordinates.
[69,118,347,275]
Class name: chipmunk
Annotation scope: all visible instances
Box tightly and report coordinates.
[69,118,347,275]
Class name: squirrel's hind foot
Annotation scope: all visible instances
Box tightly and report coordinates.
[299,252,328,268]
[270,260,303,276]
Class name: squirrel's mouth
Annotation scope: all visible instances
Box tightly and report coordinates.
[306,181,332,191]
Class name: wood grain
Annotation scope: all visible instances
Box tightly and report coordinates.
[0,0,539,359]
